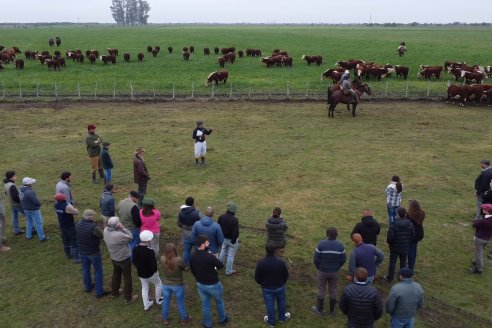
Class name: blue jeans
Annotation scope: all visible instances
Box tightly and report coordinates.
[391,316,414,328]
[182,239,194,266]
[11,207,23,233]
[80,252,104,296]
[408,242,418,270]
[219,238,239,275]
[387,204,398,224]
[104,168,112,184]
[197,282,227,328]
[129,227,140,255]
[162,284,188,320]
[60,225,80,260]
[24,209,46,240]
[262,286,287,325]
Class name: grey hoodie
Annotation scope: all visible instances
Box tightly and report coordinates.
[19,186,41,211]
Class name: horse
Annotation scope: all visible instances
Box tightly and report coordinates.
[397,45,407,57]
[326,79,372,118]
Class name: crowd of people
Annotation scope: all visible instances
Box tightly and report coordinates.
[1,122,491,328]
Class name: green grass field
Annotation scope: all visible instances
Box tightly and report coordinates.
[0,101,491,327]
[1,25,491,98]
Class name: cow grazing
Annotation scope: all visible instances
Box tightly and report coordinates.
[336,59,364,70]
[76,53,84,63]
[189,46,194,53]
[261,56,283,67]
[152,49,159,57]
[183,51,190,61]
[147,46,153,53]
[362,66,395,81]
[100,54,116,64]
[238,50,244,58]
[447,84,484,106]
[483,88,492,104]
[88,54,97,64]
[56,36,61,47]
[206,70,228,86]
[137,53,144,62]
[46,59,61,70]
[214,47,219,54]
[282,56,293,67]
[302,55,323,66]
[224,52,236,64]
[395,65,409,79]
[124,52,131,62]
[221,47,235,55]
[418,66,443,80]
[41,50,50,56]
[15,59,24,69]
[204,48,210,55]
[55,57,66,67]
[246,48,262,57]
[168,47,173,54]
[107,48,118,56]
[218,57,225,68]
[444,60,464,71]
[462,71,487,84]
[49,38,54,47]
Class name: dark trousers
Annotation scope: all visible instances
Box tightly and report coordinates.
[60,225,79,260]
[111,257,133,300]
[317,271,338,300]
[137,181,148,206]
[387,249,408,281]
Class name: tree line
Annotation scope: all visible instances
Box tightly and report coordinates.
[110,0,151,26]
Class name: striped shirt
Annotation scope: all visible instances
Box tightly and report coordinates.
[386,182,402,207]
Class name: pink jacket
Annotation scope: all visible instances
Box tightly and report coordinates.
[140,209,161,234]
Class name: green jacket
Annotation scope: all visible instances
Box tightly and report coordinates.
[385,279,424,319]
[86,133,102,157]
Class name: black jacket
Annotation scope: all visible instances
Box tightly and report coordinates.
[339,282,383,328]
[387,217,415,253]
[255,255,289,289]
[189,250,224,285]
[475,167,492,197]
[351,216,381,246]
[177,206,201,229]
[265,217,288,248]
[218,211,239,244]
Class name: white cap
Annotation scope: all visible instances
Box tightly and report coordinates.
[140,230,153,242]
[22,177,36,185]
[107,216,120,227]
[344,70,350,74]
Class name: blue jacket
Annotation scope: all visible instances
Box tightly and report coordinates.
[349,243,384,277]
[191,216,224,254]
[99,191,115,217]
[313,239,346,273]
[100,147,114,170]
[19,186,41,211]
[386,279,424,319]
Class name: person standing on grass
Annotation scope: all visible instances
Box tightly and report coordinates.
[265,207,288,257]
[133,147,150,206]
[384,207,415,283]
[406,200,425,270]
[351,209,381,246]
[103,216,138,304]
[86,124,104,184]
[132,230,163,311]
[339,267,383,328]
[54,193,81,263]
[55,171,75,205]
[469,204,492,274]
[386,267,424,328]
[140,198,161,258]
[75,209,109,299]
[3,171,25,235]
[19,177,47,242]
[218,201,240,276]
[348,234,384,284]
[386,175,403,224]
[191,207,223,257]
[0,197,11,252]
[160,242,192,325]
[118,191,141,252]
[193,121,213,166]
[312,227,346,316]
[255,244,291,327]
[177,196,201,267]
[100,141,113,185]
[99,184,115,227]
[189,235,229,328]
[474,160,492,220]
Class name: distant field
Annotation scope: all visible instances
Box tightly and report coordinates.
[1,25,491,99]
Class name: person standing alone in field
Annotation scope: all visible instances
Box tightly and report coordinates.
[100,141,113,185]
[474,160,492,220]
[193,121,213,166]
[386,175,403,224]
[86,124,104,184]
[265,207,288,257]
[133,147,150,206]
[218,201,240,276]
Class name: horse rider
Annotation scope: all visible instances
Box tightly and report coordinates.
[341,70,358,103]
[398,41,407,52]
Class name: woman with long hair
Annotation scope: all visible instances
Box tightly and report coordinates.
[407,200,425,270]
[140,198,161,257]
[385,175,403,224]
[160,243,191,325]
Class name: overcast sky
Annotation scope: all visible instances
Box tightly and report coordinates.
[3,0,492,24]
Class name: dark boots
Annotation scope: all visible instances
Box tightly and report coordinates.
[91,172,98,184]
[329,299,337,315]
[98,168,104,179]
[311,297,324,315]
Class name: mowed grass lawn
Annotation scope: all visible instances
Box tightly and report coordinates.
[0,101,491,327]
[1,25,492,97]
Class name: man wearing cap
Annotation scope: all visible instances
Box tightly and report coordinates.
[100,141,113,185]
[385,267,424,328]
[341,70,358,103]
[133,147,150,206]
[75,209,109,298]
[86,124,104,184]
[191,207,224,257]
[348,233,384,284]
[218,201,240,276]
[474,159,492,220]
[177,196,201,266]
[55,171,75,205]
[100,184,115,227]
[118,191,142,252]
[193,121,213,166]
[3,170,25,235]
[54,193,81,263]
[103,216,138,304]
[469,204,492,274]
[19,177,47,242]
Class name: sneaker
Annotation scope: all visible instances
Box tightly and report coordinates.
[14,230,25,236]
[40,237,49,242]
[225,270,237,276]
[219,316,230,325]
[85,283,95,293]
[468,267,482,274]
[126,294,139,304]
[163,319,170,325]
[263,316,274,327]
[96,291,111,299]
[181,316,192,325]
[0,245,11,252]
[156,297,163,305]
[279,312,290,322]
[144,300,154,310]
[311,306,323,316]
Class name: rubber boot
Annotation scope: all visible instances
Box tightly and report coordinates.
[200,157,206,166]
[98,168,104,179]
[329,299,337,315]
[311,297,324,316]
[92,172,98,184]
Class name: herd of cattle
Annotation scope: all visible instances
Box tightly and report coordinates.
[0,40,491,105]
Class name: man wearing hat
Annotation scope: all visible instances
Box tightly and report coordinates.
[474,159,492,220]
[54,193,81,263]
[133,147,150,206]
[347,233,384,284]
[218,201,240,276]
[100,141,113,185]
[192,121,213,166]
[385,267,424,328]
[469,204,492,274]
[75,209,109,298]
[19,177,47,242]
[86,124,104,184]
[118,191,142,252]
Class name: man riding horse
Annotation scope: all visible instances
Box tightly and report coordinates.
[341,70,358,103]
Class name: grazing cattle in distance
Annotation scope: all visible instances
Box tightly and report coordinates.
[447,84,484,106]
[167,47,173,54]
[302,55,323,66]
[214,46,219,54]
[75,53,84,63]
[206,70,228,86]
[246,48,262,57]
[218,57,225,68]
[56,36,61,47]
[462,71,487,84]
[183,51,190,61]
[444,60,465,71]
[55,56,66,67]
[49,38,54,47]
[0,52,12,63]
[418,65,443,80]
[41,50,50,56]
[124,52,131,62]
[46,59,61,70]
[224,52,236,64]
[24,50,38,60]
[100,54,116,64]
[272,50,288,56]
[137,53,144,61]
[395,65,409,79]
[107,48,118,56]
[336,59,365,71]
[261,56,282,67]
[281,56,293,67]
[182,47,189,52]
[15,59,24,69]
[448,67,464,81]
[147,46,153,53]
[152,48,159,57]
[155,46,160,52]
[362,66,395,81]
[221,47,235,55]
[189,46,194,53]
[204,48,210,55]
[88,54,97,64]
[237,50,244,58]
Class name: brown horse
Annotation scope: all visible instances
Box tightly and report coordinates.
[327,79,372,118]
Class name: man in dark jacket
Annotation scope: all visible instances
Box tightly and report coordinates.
[469,204,492,274]
[351,209,381,246]
[54,193,81,263]
[177,196,201,266]
[475,159,492,219]
[218,201,239,276]
[348,234,384,283]
[100,141,114,185]
[99,184,115,227]
[312,227,346,316]
[266,207,288,256]
[4,171,25,235]
[384,207,415,282]
[133,147,150,206]
[255,244,290,327]
[339,267,383,328]
[19,177,47,242]
[86,124,104,184]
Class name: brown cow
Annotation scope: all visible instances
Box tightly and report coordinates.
[214,47,219,54]
[237,50,244,58]
[183,51,190,61]
[281,56,293,67]
[246,48,262,57]
[189,46,194,53]
[100,54,116,64]
[224,52,235,64]
[182,47,189,52]
[418,66,443,80]
[218,57,225,68]
[204,48,210,55]
[336,59,364,70]
[482,88,492,104]
[363,66,395,81]
[49,38,54,47]
[206,70,228,86]
[447,84,484,106]
[124,52,131,62]
[137,53,144,62]
[462,71,487,84]
[152,49,159,57]
[107,48,118,56]
[395,65,409,79]
[46,59,61,70]
[321,67,346,81]
[147,46,153,53]
[261,56,282,67]
[55,56,66,67]
[302,55,322,66]
[155,46,160,52]
[15,59,24,69]
[56,36,61,47]
[168,47,173,54]
[221,47,235,55]
[89,54,97,64]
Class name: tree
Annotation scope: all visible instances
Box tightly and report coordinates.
[110,0,125,26]
[110,0,150,26]
[137,0,151,25]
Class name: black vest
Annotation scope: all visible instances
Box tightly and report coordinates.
[54,202,74,229]
[75,219,100,255]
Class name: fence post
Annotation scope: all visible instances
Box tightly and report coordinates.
[19,82,22,99]
[229,83,232,99]
[305,82,309,98]
[172,83,175,99]
[55,82,58,100]
[248,83,251,99]
[286,81,290,97]
[113,81,116,99]
[77,82,80,99]
[153,81,156,99]
[37,81,40,98]
[191,81,195,98]
[405,80,409,98]
[2,81,4,99]
[95,82,98,99]
[211,83,215,98]
[130,81,135,100]
[385,81,389,96]
[427,82,431,97]
[269,81,272,99]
